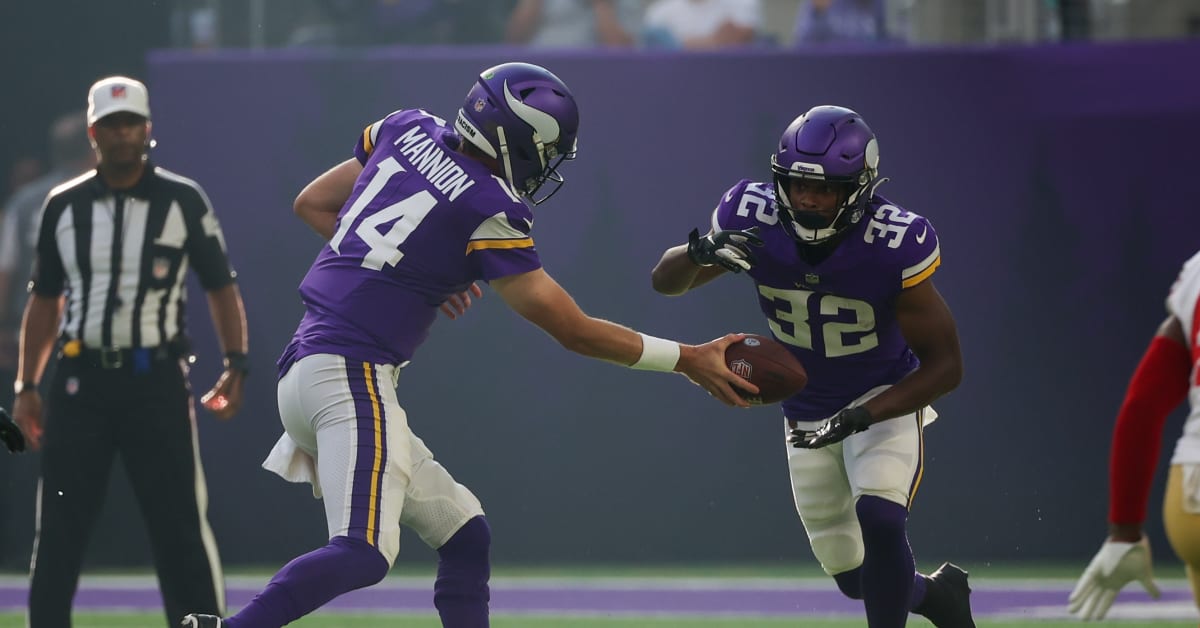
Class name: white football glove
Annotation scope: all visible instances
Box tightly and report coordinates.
[1067,536,1161,620]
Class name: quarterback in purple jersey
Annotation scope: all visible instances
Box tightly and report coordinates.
[182,63,757,628]
[652,106,973,628]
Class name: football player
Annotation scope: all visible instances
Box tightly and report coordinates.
[1068,251,1200,620]
[182,62,757,628]
[651,105,973,628]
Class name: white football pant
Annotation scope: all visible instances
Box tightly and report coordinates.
[786,386,935,576]
[275,353,484,564]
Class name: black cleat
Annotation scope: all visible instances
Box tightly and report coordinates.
[916,562,976,628]
[180,614,223,628]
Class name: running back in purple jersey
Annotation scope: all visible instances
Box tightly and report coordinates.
[279,109,541,374]
[713,179,942,420]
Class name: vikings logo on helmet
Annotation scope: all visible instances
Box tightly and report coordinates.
[453,62,580,204]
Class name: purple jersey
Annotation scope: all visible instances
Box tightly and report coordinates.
[713,179,942,420]
[279,109,540,374]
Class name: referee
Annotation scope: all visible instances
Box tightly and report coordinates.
[11,76,248,627]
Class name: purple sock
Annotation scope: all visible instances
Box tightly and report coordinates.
[856,496,915,628]
[909,571,928,609]
[833,567,863,599]
[434,516,491,628]
[225,536,389,628]
[834,565,928,609]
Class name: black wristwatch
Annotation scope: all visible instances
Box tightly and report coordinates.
[223,352,250,376]
[13,380,38,395]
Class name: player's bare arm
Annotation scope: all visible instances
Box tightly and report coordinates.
[13,293,64,451]
[294,158,364,240]
[651,227,762,296]
[651,240,727,295]
[860,278,963,423]
[200,284,249,419]
[492,268,758,407]
[1154,314,1186,344]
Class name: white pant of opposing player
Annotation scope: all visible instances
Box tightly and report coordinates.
[786,386,936,576]
[275,353,484,565]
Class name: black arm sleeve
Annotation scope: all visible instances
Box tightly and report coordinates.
[179,183,237,291]
[30,196,67,297]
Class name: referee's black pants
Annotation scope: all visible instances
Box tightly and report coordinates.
[28,354,224,627]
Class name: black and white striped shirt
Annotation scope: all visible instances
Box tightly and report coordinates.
[31,162,236,349]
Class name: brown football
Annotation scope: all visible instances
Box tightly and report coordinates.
[725,334,808,405]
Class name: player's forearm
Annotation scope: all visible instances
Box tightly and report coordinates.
[561,318,652,366]
[206,283,248,355]
[294,159,360,240]
[651,245,711,295]
[17,294,63,383]
[862,354,962,422]
[1107,523,1143,543]
[296,207,338,240]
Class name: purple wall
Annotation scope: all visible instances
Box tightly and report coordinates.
[8,41,1198,569]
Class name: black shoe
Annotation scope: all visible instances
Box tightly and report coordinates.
[180,614,223,628]
[915,562,976,628]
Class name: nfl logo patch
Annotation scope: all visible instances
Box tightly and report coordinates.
[473,98,486,112]
[153,257,171,280]
[730,359,752,379]
[111,85,126,99]
[65,377,80,396]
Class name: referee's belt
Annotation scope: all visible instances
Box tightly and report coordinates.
[62,338,189,370]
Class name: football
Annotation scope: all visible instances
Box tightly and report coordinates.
[725,334,807,405]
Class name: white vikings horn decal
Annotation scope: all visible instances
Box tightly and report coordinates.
[503,80,560,147]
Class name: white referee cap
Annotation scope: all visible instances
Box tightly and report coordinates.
[87,76,150,125]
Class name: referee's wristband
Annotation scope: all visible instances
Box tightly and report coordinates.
[629,333,681,372]
[223,351,250,376]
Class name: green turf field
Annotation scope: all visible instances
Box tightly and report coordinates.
[0,563,1193,627]
[0,613,1191,627]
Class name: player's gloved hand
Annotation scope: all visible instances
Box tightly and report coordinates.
[1067,536,1161,621]
[789,406,872,449]
[0,407,27,453]
[687,227,763,273]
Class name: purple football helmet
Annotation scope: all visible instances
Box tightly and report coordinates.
[770,105,883,243]
[453,62,580,204]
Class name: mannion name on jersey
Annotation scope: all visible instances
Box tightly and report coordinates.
[394,126,476,202]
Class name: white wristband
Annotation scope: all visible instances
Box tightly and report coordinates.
[630,333,681,372]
